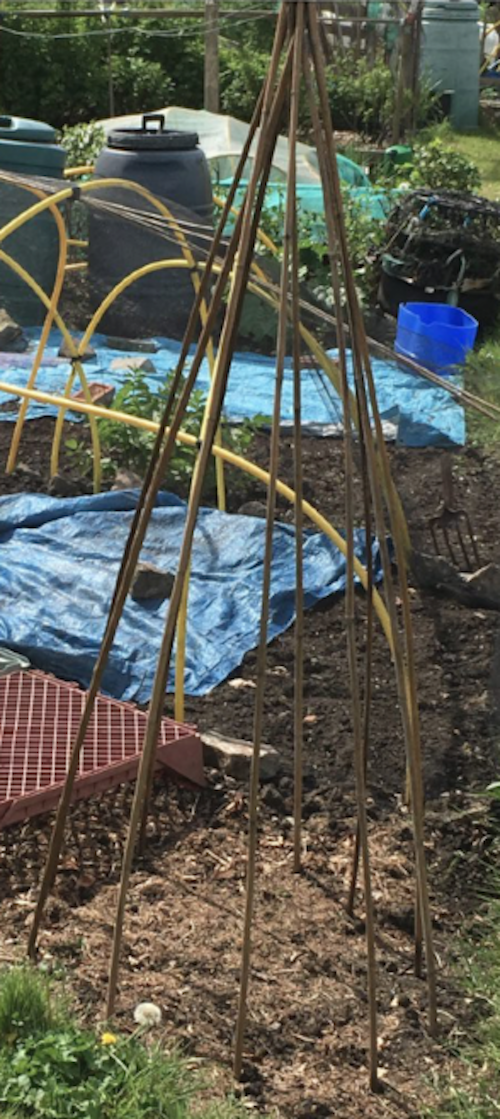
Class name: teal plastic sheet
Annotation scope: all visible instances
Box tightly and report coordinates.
[220,177,392,223]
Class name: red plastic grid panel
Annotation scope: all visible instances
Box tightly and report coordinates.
[0,670,204,828]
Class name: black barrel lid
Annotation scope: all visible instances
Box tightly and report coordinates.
[107,115,199,152]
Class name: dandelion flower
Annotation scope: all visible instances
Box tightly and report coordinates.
[133,1001,162,1029]
[101,1031,118,1046]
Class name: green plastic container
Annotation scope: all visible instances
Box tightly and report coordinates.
[0,115,66,325]
[384,144,413,169]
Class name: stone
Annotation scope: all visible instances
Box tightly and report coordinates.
[13,462,43,484]
[130,562,175,602]
[109,357,156,374]
[0,308,28,352]
[105,337,159,354]
[237,500,268,519]
[463,563,500,607]
[201,730,281,782]
[410,550,500,611]
[58,336,96,362]
[48,473,81,498]
[112,468,144,491]
[72,382,115,408]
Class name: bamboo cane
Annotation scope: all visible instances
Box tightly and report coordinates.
[304,27,379,1091]
[106,8,292,1020]
[26,76,274,961]
[346,436,374,917]
[234,3,304,1079]
[136,35,296,849]
[291,3,306,878]
[307,3,437,1035]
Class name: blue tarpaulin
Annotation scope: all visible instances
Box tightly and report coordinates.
[0,490,384,702]
[0,327,465,447]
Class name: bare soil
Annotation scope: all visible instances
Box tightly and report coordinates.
[0,416,499,1118]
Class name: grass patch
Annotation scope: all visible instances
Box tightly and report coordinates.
[464,337,500,448]
[0,964,60,1044]
[428,850,500,1117]
[425,120,500,201]
[0,966,263,1119]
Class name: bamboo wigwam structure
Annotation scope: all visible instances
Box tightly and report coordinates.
[17,0,440,1092]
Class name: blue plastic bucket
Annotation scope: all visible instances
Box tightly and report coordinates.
[395,302,478,376]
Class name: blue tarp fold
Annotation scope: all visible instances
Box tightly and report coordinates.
[0,491,384,702]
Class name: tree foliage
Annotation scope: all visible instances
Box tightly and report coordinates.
[0,3,431,143]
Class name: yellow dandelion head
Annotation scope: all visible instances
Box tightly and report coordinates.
[100,1031,118,1046]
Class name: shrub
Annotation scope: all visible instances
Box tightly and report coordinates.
[327,53,395,139]
[59,122,105,169]
[220,48,271,122]
[111,52,174,116]
[408,139,481,194]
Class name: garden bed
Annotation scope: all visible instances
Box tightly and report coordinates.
[0,418,498,1117]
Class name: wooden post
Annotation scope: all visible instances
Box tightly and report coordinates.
[204,0,220,113]
[392,16,416,144]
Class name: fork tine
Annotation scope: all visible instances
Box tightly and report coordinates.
[442,524,459,568]
[454,518,473,571]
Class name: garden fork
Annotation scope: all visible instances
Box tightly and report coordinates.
[428,453,481,572]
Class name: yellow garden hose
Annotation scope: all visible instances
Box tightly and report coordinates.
[64,165,95,178]
[5,182,69,479]
[0,247,103,492]
[0,176,226,511]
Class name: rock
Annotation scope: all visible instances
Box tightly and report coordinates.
[0,308,28,352]
[48,473,81,498]
[130,562,175,602]
[112,468,144,491]
[410,550,500,611]
[237,500,268,519]
[201,730,281,782]
[58,336,96,362]
[110,357,156,374]
[260,783,285,811]
[463,563,500,607]
[72,382,115,408]
[12,462,43,484]
[105,337,159,354]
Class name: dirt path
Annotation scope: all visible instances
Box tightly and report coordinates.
[0,418,498,1116]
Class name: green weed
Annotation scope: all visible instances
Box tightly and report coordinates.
[427,836,500,1117]
[0,965,59,1046]
[0,967,268,1119]
[65,369,265,494]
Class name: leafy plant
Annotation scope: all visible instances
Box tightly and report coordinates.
[0,966,267,1119]
[65,369,263,496]
[97,369,207,488]
[408,139,482,194]
[0,1029,194,1119]
[59,122,105,170]
[235,185,386,331]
